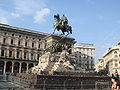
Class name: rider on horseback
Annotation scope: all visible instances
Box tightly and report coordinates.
[53,14,72,35]
[60,14,68,26]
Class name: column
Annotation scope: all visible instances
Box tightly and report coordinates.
[21,49,24,60]
[19,62,22,73]
[22,39,25,47]
[0,48,1,56]
[34,53,37,61]
[26,63,29,73]
[3,61,6,74]
[29,39,32,48]
[14,38,18,46]
[12,49,15,58]
[36,41,39,49]
[6,48,9,57]
[29,51,31,60]
[0,35,3,43]
[11,62,14,73]
[7,37,11,45]
[20,50,22,59]
[14,49,17,59]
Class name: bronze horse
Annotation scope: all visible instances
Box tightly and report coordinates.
[53,14,72,35]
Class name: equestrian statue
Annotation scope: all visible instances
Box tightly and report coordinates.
[53,14,72,36]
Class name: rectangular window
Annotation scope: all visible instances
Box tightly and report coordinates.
[91,57,93,59]
[32,42,35,48]
[37,54,40,60]
[18,41,21,46]
[87,61,89,64]
[25,41,28,47]
[3,38,6,43]
[24,52,26,59]
[1,50,4,56]
[9,50,12,57]
[11,39,14,44]
[91,61,93,64]
[38,44,41,48]
[16,51,19,58]
[31,53,33,60]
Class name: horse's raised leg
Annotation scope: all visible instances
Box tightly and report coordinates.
[66,31,69,36]
[62,30,65,35]
[70,26,72,34]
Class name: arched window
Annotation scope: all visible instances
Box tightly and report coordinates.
[14,62,19,73]
[11,39,14,44]
[18,40,21,46]
[37,54,40,60]
[21,63,27,73]
[114,51,118,58]
[25,41,28,47]
[114,51,117,54]
[24,52,28,59]
[1,49,5,56]
[32,42,34,48]
[28,63,34,69]
[31,53,33,60]
[16,51,20,58]
[9,50,13,57]
[6,61,12,73]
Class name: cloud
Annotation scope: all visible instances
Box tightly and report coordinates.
[0,0,50,24]
[11,13,20,17]
[0,17,8,24]
[12,0,50,24]
[13,0,46,15]
[34,8,50,24]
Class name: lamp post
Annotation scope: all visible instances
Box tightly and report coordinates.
[43,78,47,90]
[64,79,67,90]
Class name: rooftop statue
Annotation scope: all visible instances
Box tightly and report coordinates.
[53,14,72,36]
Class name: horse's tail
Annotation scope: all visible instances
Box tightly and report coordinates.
[68,26,72,34]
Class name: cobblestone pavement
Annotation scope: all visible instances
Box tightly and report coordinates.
[0,81,25,90]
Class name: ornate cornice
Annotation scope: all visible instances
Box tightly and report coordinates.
[0,23,48,38]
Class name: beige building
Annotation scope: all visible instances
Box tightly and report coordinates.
[95,41,120,75]
[102,41,120,75]
[73,43,95,72]
[0,24,47,74]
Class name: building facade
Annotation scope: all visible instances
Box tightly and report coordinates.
[0,24,47,74]
[73,44,95,72]
[102,41,120,75]
[95,41,120,75]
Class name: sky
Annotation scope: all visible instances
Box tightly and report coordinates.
[0,0,120,63]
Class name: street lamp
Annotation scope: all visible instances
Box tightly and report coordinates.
[64,79,67,90]
[43,78,47,90]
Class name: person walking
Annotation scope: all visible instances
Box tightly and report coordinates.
[111,70,120,90]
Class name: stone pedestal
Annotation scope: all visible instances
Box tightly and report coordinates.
[32,34,77,75]
[44,34,76,53]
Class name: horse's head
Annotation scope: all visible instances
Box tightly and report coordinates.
[54,14,60,21]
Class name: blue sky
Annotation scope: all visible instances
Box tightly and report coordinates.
[0,0,120,62]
